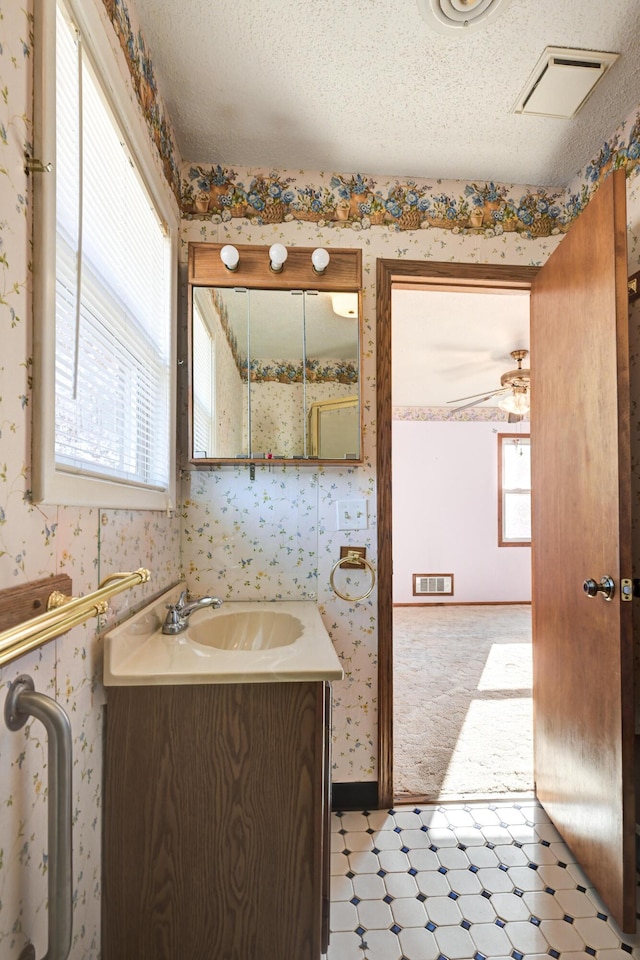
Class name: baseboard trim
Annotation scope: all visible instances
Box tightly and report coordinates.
[393,600,532,607]
[332,781,379,812]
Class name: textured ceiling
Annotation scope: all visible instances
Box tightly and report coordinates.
[392,289,530,407]
[196,288,359,360]
[132,0,640,186]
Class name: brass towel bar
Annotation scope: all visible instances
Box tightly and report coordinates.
[0,568,151,668]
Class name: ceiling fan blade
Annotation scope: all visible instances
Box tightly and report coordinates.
[447,389,509,414]
[446,387,503,404]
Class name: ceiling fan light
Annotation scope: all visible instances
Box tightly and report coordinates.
[498,388,530,415]
[331,293,358,317]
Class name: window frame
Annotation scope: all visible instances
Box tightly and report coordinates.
[32,0,178,510]
[498,432,531,547]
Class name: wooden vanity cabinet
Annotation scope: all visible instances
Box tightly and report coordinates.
[103,680,332,960]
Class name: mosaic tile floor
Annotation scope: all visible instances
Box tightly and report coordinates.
[327,800,640,960]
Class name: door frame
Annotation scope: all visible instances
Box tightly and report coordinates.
[375,259,540,809]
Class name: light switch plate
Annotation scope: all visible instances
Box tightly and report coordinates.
[336,499,368,530]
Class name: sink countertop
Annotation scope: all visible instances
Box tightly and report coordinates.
[103,585,344,686]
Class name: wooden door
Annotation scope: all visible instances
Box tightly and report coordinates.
[531,168,635,931]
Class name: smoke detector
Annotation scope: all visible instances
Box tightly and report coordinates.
[416,0,512,34]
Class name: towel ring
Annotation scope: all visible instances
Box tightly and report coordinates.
[330,551,376,602]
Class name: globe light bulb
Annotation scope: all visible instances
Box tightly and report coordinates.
[220,244,239,271]
[311,248,330,274]
[269,243,288,272]
[498,388,530,415]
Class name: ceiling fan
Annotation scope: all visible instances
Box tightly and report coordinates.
[447,349,531,416]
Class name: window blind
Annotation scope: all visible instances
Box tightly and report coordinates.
[54,2,170,490]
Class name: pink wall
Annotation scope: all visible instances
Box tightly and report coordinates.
[392,420,531,603]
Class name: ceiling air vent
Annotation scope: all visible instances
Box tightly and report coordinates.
[513,47,619,120]
[413,574,454,596]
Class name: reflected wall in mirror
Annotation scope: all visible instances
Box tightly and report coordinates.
[308,396,359,459]
[188,243,362,464]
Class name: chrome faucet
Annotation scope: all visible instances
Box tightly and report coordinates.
[162,589,223,634]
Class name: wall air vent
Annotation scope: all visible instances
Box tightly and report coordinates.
[513,47,619,119]
[413,573,454,596]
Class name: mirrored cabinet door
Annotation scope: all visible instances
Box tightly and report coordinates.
[192,286,249,460]
[304,291,360,459]
[248,289,305,459]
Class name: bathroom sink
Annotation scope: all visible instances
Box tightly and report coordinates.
[103,587,343,685]
[188,610,302,650]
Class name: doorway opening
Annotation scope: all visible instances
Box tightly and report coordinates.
[391,285,533,802]
[376,260,540,809]
[376,172,637,931]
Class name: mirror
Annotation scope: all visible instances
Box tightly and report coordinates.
[188,243,362,463]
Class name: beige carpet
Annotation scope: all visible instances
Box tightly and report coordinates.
[393,604,533,801]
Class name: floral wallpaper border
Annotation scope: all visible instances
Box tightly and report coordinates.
[393,406,524,422]
[182,166,568,237]
[247,358,358,385]
[100,0,182,204]
[180,119,640,238]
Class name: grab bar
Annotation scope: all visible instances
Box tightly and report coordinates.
[5,675,73,960]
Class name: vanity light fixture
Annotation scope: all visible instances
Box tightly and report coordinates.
[311,248,330,274]
[269,243,288,273]
[220,244,240,272]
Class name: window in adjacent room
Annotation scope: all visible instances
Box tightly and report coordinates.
[32,0,176,509]
[498,433,531,546]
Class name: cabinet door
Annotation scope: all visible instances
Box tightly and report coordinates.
[104,682,325,960]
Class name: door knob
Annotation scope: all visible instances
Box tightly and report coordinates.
[583,576,615,600]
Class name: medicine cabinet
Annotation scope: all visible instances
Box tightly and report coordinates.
[188,243,362,464]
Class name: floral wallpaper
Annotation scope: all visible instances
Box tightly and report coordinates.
[181,467,319,599]
[2,0,640,952]
[0,4,56,949]
[0,0,180,957]
[249,380,356,458]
